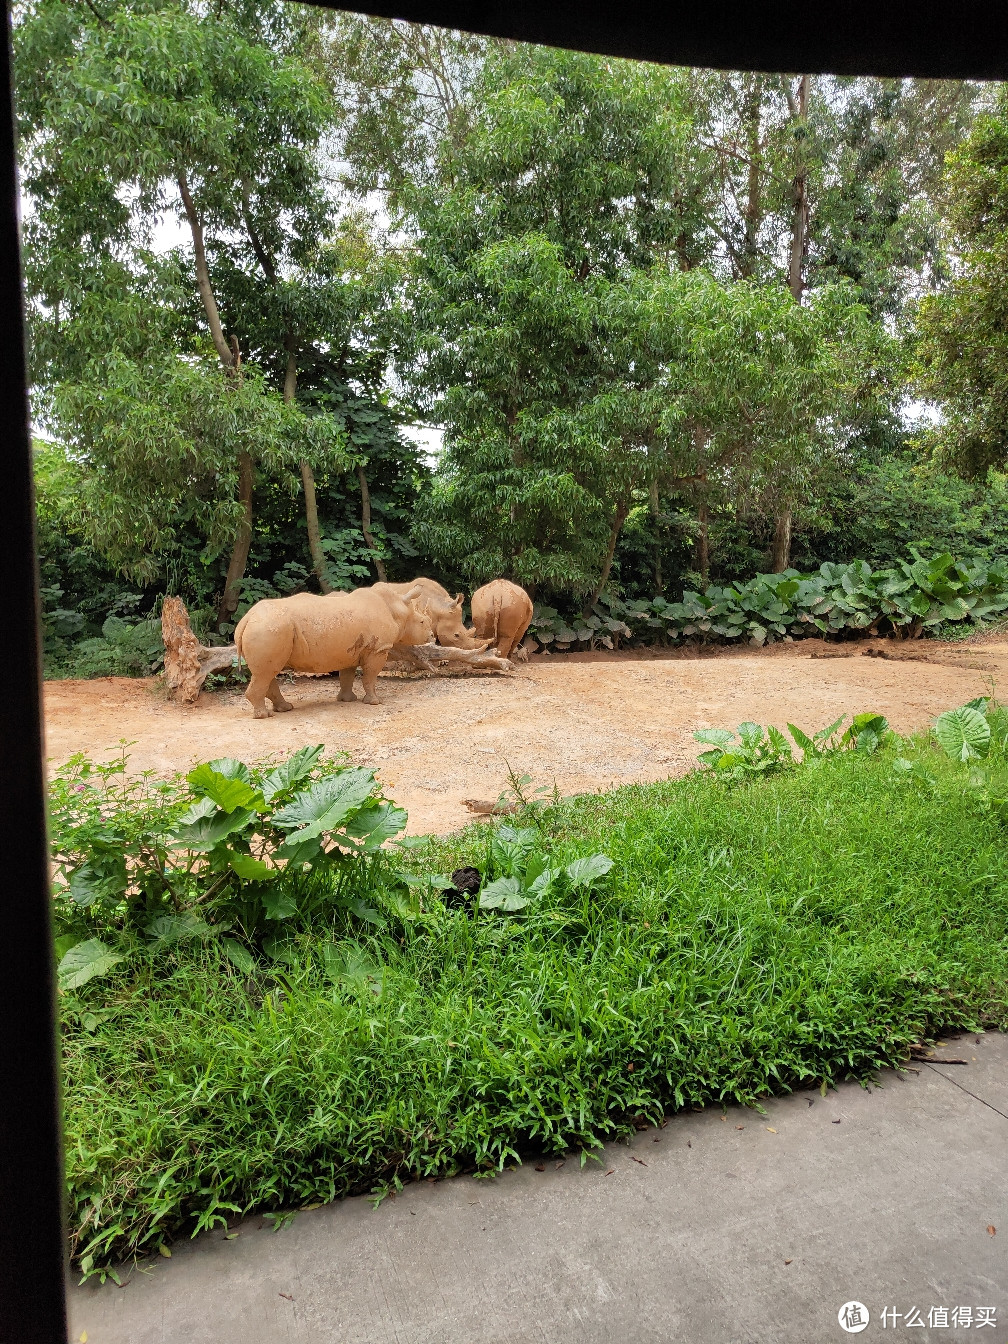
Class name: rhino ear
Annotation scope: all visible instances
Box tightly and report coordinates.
[402,584,423,603]
[454,593,464,607]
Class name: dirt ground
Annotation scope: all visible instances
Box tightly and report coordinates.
[43,634,1008,835]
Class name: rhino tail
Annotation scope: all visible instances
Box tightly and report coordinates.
[233,611,248,667]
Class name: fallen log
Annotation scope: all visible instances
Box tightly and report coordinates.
[389,642,517,675]
[161,597,517,704]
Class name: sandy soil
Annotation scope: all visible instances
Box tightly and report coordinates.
[43,635,1008,835]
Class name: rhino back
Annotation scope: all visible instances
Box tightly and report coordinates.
[244,592,397,674]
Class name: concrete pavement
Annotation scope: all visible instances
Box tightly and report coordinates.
[68,1032,1008,1344]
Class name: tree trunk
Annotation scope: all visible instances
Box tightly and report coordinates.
[357,463,387,582]
[740,75,764,279]
[283,342,298,403]
[694,504,710,586]
[178,172,234,369]
[787,74,810,305]
[649,478,663,595]
[179,171,259,625]
[218,450,254,624]
[301,461,332,594]
[776,74,810,571]
[771,508,793,573]
[283,344,333,594]
[582,501,629,617]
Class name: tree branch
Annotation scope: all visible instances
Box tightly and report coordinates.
[240,181,278,284]
[177,171,234,368]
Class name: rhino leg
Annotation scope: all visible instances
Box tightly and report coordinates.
[245,674,275,719]
[267,678,293,712]
[338,667,359,702]
[359,652,388,705]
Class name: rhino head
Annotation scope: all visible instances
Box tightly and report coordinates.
[432,593,490,650]
[399,586,436,646]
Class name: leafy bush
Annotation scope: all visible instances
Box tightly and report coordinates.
[693,713,891,781]
[473,823,613,915]
[925,695,1008,823]
[49,746,415,991]
[528,549,1008,651]
[62,615,165,678]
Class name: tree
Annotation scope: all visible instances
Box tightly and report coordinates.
[406,45,890,601]
[319,13,489,210]
[50,355,316,585]
[687,72,976,565]
[809,78,980,322]
[16,0,349,618]
[406,46,715,598]
[916,88,1008,478]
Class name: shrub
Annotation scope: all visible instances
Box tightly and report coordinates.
[529,549,1008,651]
[49,746,416,991]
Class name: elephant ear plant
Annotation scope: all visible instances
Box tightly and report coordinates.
[49,743,410,989]
[926,696,1008,822]
[475,825,614,916]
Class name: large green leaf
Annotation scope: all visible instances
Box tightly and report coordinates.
[203,758,251,783]
[187,764,264,814]
[262,888,298,921]
[934,706,991,762]
[54,933,82,963]
[227,852,278,882]
[565,854,614,889]
[169,808,254,852]
[271,769,378,839]
[146,913,210,947]
[479,876,528,911]
[275,832,324,867]
[57,938,126,990]
[261,744,325,801]
[344,801,409,851]
[68,859,127,908]
[694,728,735,747]
[221,937,255,976]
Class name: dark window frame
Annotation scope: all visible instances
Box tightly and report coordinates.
[2,5,1002,1337]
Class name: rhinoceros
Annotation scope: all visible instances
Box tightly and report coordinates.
[373,578,486,649]
[470,579,534,660]
[234,585,433,718]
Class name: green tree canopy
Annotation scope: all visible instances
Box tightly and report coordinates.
[408,47,896,601]
[916,87,1008,478]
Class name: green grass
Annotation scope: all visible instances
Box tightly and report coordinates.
[62,744,1008,1277]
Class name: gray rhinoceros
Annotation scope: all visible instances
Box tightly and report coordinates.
[234,585,433,718]
[470,579,534,659]
[372,578,487,650]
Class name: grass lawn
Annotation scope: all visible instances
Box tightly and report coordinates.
[62,741,1008,1277]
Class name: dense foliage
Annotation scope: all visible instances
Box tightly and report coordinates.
[528,550,1008,651]
[917,86,1008,477]
[13,5,1006,664]
[57,699,1008,1275]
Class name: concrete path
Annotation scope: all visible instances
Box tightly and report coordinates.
[69,1033,1008,1344]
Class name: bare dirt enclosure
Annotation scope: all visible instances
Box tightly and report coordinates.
[44,635,1008,835]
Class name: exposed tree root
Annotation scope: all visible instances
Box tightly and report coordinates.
[161,597,238,704]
